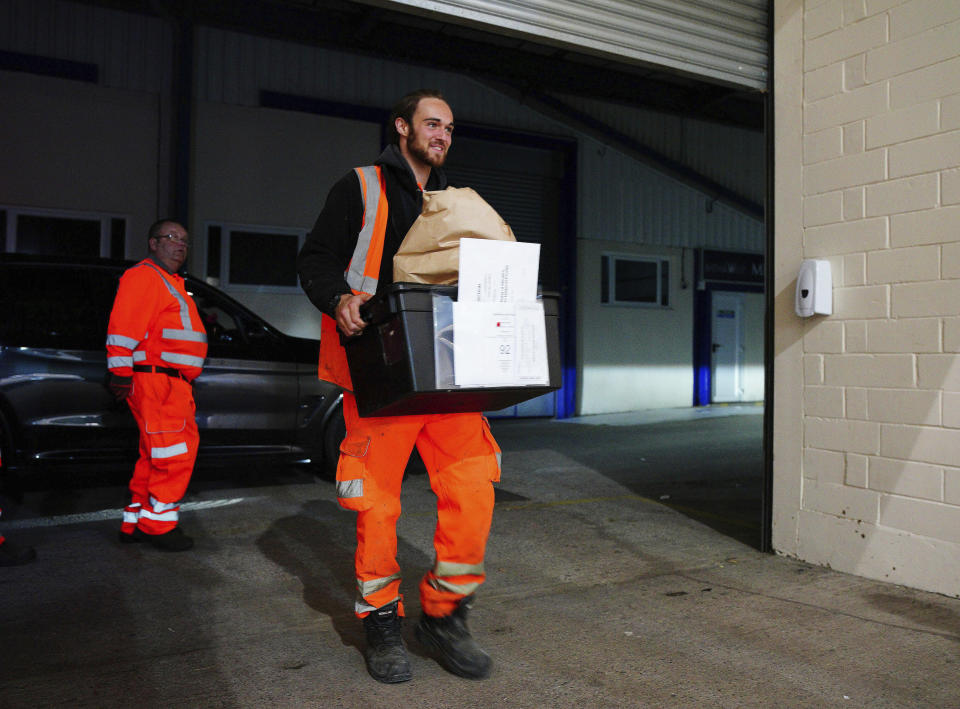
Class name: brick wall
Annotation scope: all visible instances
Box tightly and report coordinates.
[774,0,960,597]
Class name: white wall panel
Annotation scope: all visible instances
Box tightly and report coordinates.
[577,239,696,413]
[0,70,160,247]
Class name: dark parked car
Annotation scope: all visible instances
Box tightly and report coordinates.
[0,253,345,480]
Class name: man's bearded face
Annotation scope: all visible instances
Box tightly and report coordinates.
[400,98,453,170]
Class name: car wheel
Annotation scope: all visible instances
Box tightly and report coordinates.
[319,402,345,481]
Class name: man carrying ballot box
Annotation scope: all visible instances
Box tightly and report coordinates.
[297,89,502,684]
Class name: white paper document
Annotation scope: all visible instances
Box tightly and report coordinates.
[447,236,548,387]
[452,300,549,387]
[457,238,540,303]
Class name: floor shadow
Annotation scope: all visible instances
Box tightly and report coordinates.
[865,590,960,642]
[255,497,435,652]
[489,414,764,549]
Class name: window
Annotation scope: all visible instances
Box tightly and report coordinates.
[2,207,126,258]
[206,223,304,293]
[601,254,670,307]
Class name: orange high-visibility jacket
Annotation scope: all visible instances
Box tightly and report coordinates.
[318,165,388,391]
[106,259,208,381]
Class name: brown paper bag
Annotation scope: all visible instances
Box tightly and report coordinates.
[393,187,516,285]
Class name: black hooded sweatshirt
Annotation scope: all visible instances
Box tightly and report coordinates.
[297,144,448,318]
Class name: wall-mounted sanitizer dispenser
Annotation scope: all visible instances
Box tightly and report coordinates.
[795,259,832,317]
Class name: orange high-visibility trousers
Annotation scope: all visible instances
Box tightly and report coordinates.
[121,372,199,536]
[336,392,501,619]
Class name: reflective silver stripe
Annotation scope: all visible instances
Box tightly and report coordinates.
[108,356,133,369]
[355,598,378,615]
[132,350,147,362]
[150,496,180,513]
[122,510,139,524]
[160,352,205,367]
[428,577,480,595]
[495,451,502,473]
[106,333,140,349]
[337,479,363,499]
[345,166,381,294]
[435,561,485,577]
[140,508,178,522]
[151,442,188,459]
[162,328,208,343]
[355,595,400,616]
[358,572,402,598]
[140,261,195,331]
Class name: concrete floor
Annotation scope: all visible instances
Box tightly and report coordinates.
[1,410,958,707]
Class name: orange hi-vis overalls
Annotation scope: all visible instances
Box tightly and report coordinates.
[322,165,502,619]
[106,259,207,535]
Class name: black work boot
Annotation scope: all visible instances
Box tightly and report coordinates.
[415,595,492,679]
[363,601,412,684]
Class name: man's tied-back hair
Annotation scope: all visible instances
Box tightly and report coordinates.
[388,89,447,145]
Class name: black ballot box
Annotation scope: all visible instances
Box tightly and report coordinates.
[342,283,561,417]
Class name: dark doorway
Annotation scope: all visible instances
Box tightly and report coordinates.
[444,128,577,418]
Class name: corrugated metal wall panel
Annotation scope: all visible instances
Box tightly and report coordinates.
[557,93,686,157]
[0,0,170,92]
[365,0,768,89]
[445,165,553,246]
[684,119,765,204]
[556,93,764,205]
[580,137,763,253]
[194,26,566,137]
[193,26,761,252]
[0,2,761,254]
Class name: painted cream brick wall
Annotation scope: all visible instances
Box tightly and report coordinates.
[774,0,960,598]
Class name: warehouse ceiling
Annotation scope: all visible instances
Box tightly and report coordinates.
[88,0,765,131]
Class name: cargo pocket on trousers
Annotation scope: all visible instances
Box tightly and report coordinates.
[336,434,373,511]
[481,417,502,483]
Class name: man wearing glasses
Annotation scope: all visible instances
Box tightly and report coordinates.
[106,219,207,552]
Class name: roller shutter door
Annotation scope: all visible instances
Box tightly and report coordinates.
[443,136,564,291]
[363,0,768,90]
[442,135,569,417]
